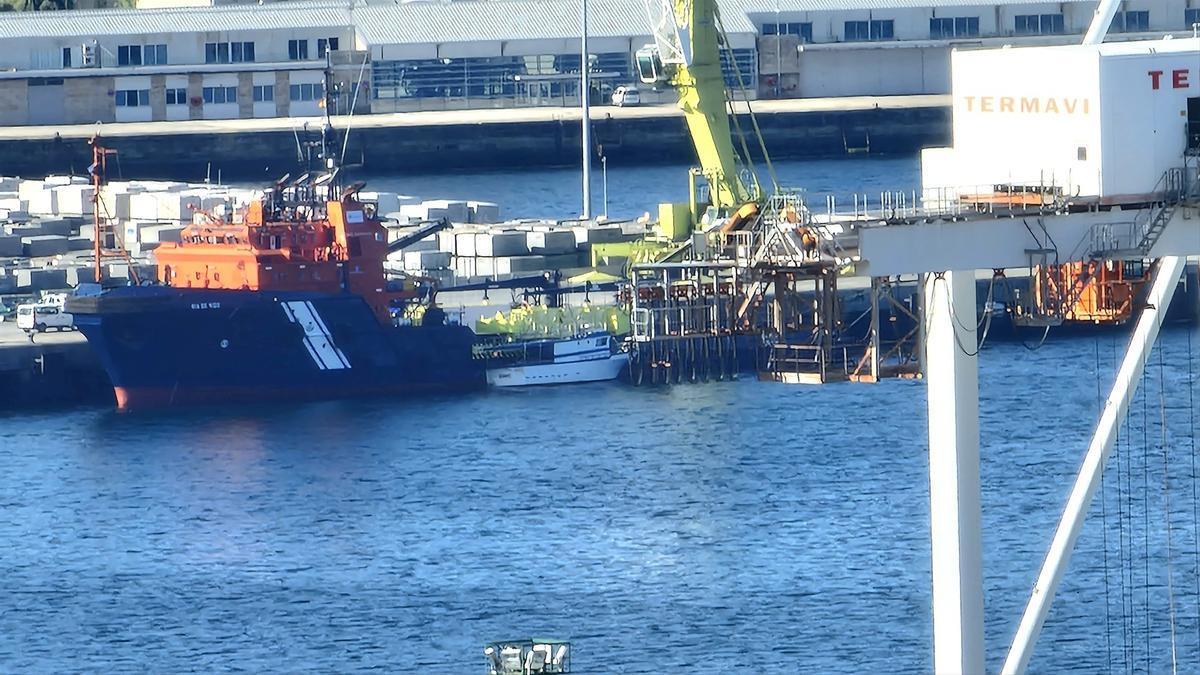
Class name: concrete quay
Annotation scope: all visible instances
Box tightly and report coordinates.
[0,95,950,180]
[0,322,111,408]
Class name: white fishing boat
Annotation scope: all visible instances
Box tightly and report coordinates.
[482,331,628,387]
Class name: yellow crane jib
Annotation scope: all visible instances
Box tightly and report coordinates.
[636,0,758,215]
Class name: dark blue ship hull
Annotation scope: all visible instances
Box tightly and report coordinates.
[66,287,485,410]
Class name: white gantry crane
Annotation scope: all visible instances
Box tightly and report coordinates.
[851,1,1200,671]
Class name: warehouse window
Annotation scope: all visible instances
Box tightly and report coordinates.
[762,22,813,42]
[869,19,894,40]
[289,82,321,101]
[231,41,255,63]
[117,45,142,66]
[165,87,187,105]
[1113,11,1150,32]
[370,53,633,103]
[930,16,980,38]
[143,44,168,65]
[61,47,71,68]
[205,42,230,64]
[1188,8,1200,28]
[845,20,893,41]
[253,84,274,102]
[317,37,340,58]
[202,86,237,104]
[1014,14,1065,35]
[288,39,309,61]
[115,89,149,107]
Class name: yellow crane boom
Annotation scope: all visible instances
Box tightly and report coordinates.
[637,0,758,213]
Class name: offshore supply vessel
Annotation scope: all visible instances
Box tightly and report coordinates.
[66,116,483,410]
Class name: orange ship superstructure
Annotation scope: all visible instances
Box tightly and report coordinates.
[157,181,416,325]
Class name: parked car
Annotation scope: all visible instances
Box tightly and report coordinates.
[611,85,641,107]
[15,302,75,334]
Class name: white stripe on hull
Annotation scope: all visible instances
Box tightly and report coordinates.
[281,300,352,371]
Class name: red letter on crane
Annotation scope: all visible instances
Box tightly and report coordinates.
[1174,69,1190,88]
[1149,70,1164,89]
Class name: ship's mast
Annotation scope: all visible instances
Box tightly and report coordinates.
[87,136,128,284]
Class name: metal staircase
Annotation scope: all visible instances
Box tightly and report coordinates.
[1131,167,1188,255]
[1090,166,1198,259]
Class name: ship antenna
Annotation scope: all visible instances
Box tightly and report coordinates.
[339,50,371,167]
[320,51,338,176]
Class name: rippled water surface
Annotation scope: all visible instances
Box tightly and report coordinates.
[6,331,1200,672]
[5,158,1200,672]
[362,155,921,221]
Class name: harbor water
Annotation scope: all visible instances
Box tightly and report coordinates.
[3,156,1199,672]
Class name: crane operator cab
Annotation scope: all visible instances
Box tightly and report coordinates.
[635,45,668,84]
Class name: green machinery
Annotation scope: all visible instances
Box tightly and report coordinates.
[592,0,773,267]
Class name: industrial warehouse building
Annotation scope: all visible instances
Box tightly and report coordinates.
[0,0,1194,126]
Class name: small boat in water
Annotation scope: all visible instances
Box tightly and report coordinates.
[480,331,628,387]
[484,638,570,674]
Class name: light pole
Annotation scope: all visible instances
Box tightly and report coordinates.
[601,154,608,219]
[774,1,781,98]
[580,0,592,220]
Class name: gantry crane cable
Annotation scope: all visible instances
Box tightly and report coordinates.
[712,5,779,195]
[1115,332,1133,674]
[1157,342,1179,674]
[1096,337,1115,674]
[1141,361,1151,673]
[1187,326,1200,662]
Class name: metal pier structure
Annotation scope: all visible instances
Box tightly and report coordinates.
[627,194,924,385]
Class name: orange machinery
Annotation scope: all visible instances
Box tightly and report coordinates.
[1029,260,1146,325]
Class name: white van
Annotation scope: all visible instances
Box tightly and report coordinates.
[16,303,75,334]
[611,86,641,107]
